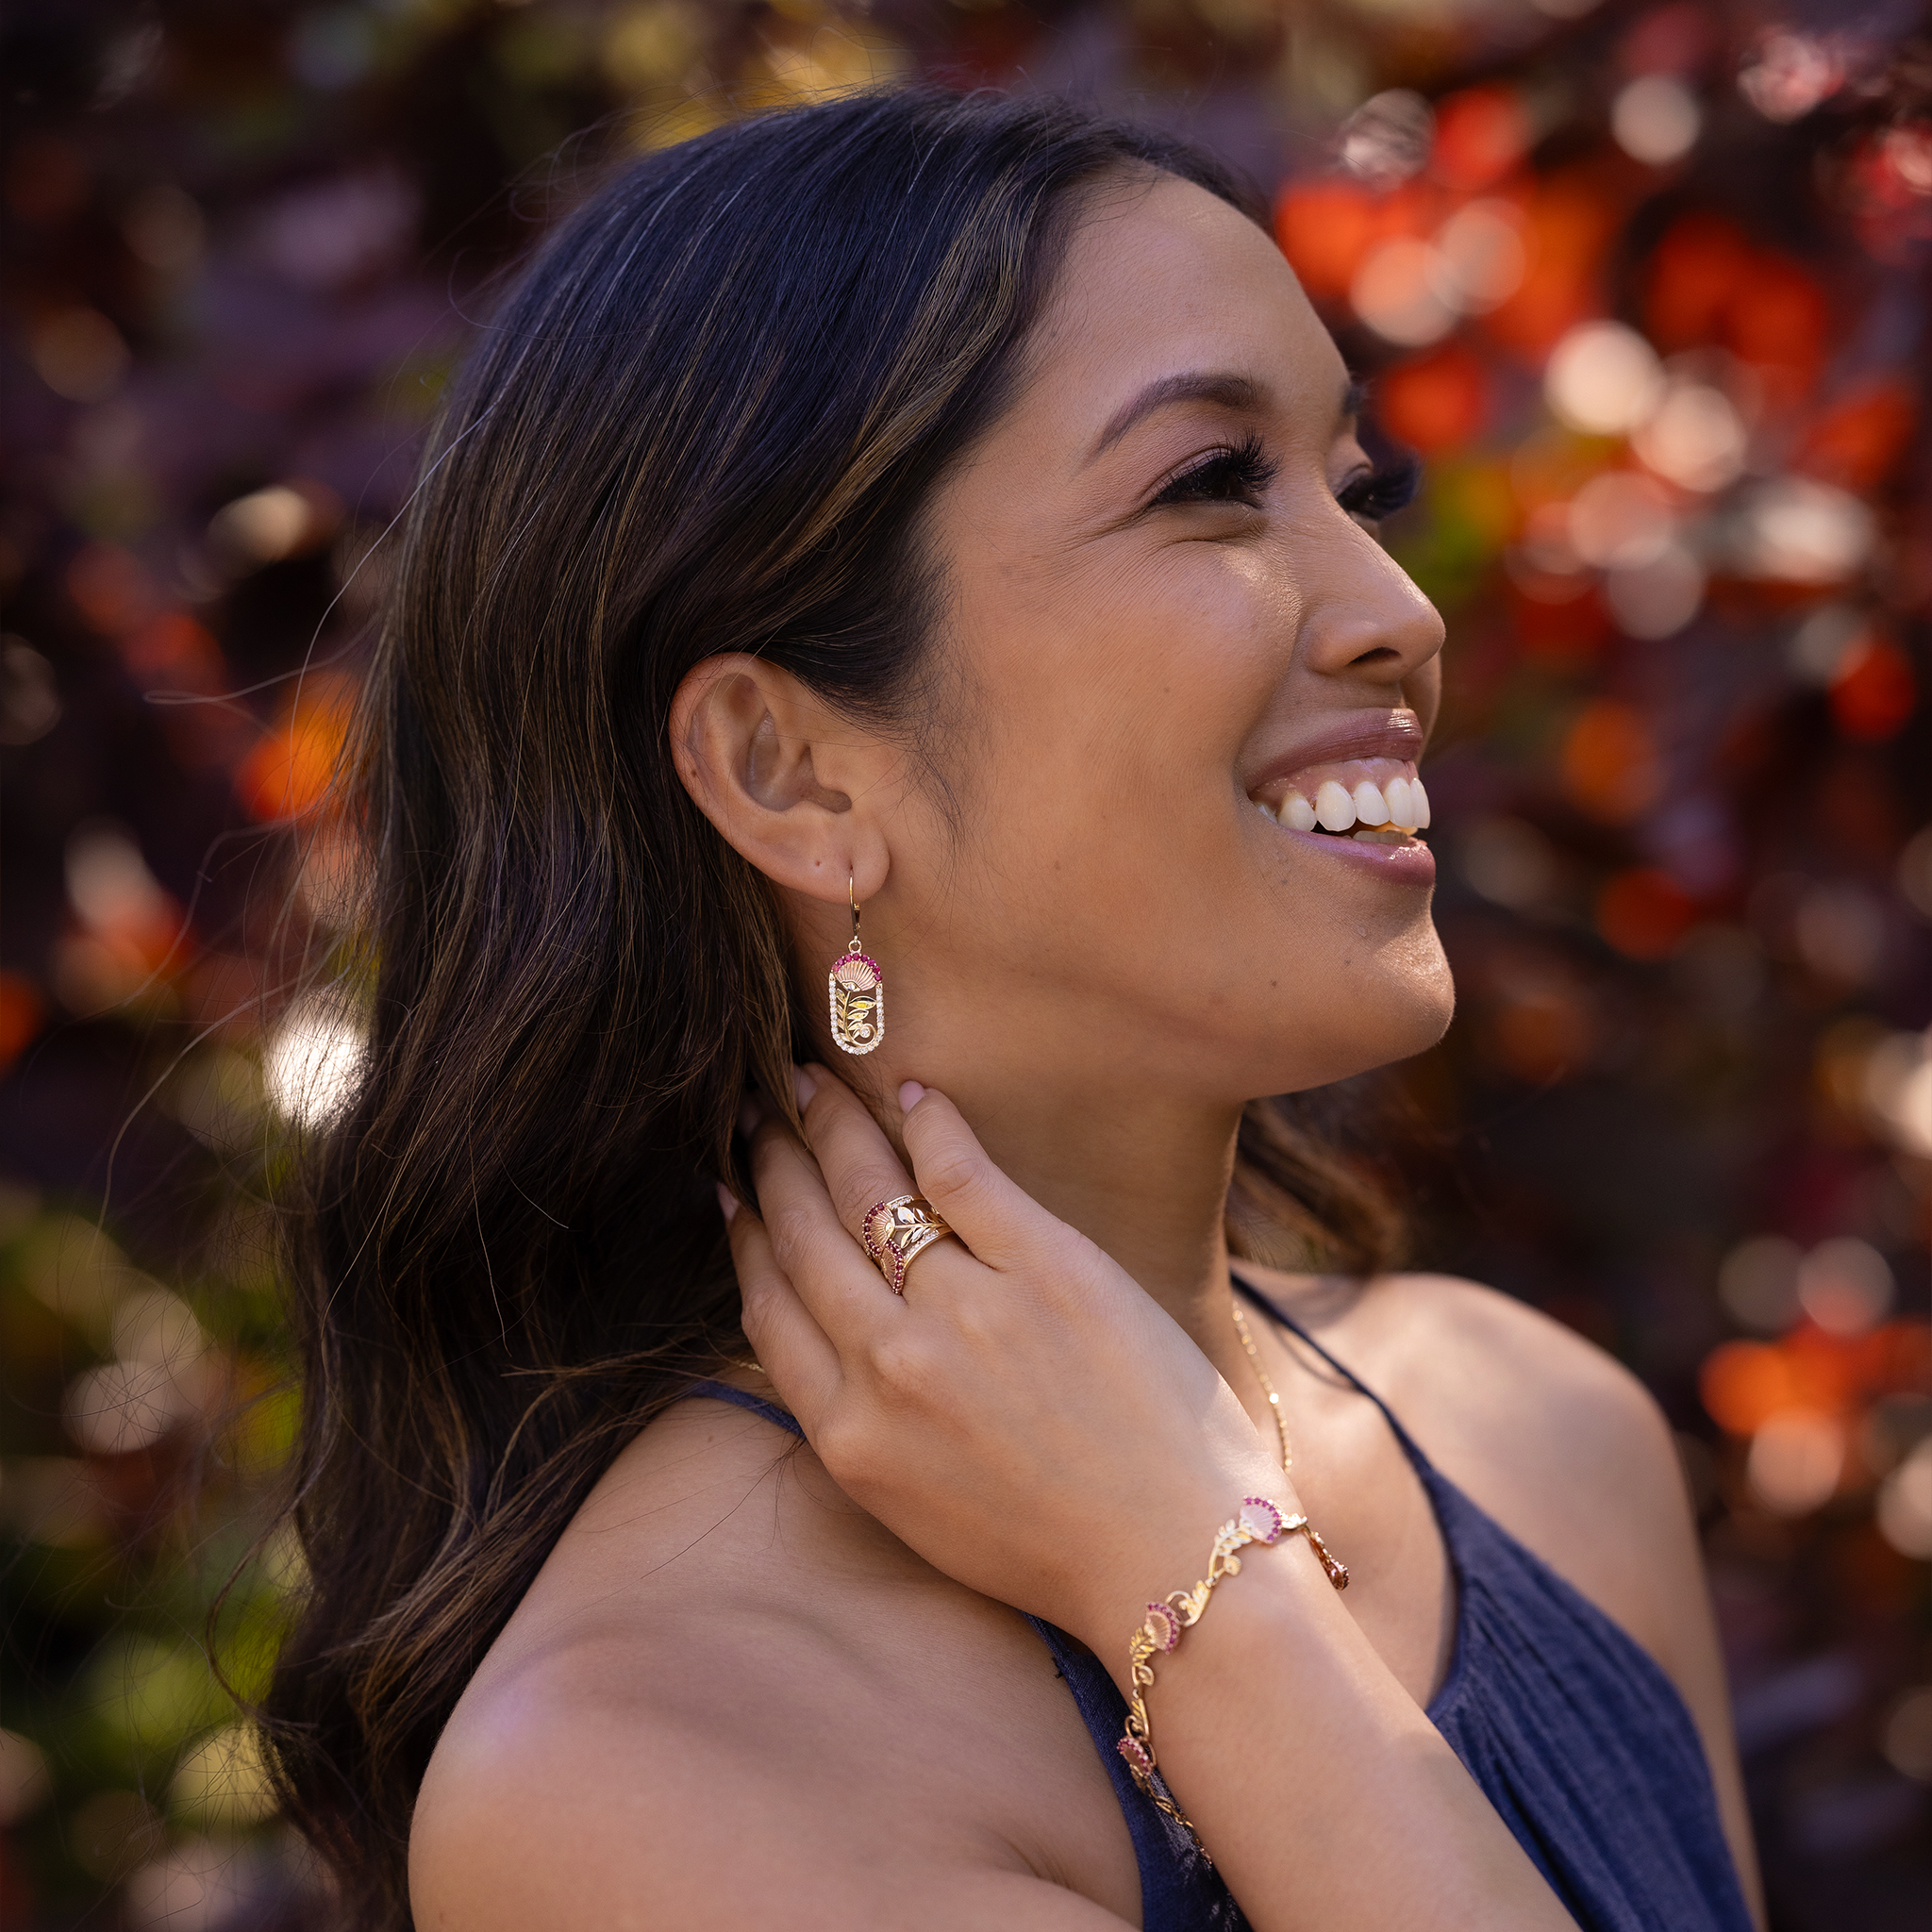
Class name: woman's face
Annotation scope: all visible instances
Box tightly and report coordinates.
[879,171,1453,1108]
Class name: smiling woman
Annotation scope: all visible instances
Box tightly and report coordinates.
[259,88,1761,1932]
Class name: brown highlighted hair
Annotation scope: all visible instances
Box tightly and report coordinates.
[261,86,1400,1929]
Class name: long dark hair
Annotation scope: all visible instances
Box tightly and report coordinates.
[260,86,1402,1930]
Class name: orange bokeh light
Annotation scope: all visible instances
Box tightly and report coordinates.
[1274,178,1434,302]
[1431,87,1530,193]
[1702,1341,1793,1435]
[0,973,45,1074]
[1798,379,1919,491]
[1702,1322,1932,1436]
[1480,177,1617,358]
[236,680,357,823]
[1645,213,1753,350]
[1377,345,1490,453]
[1595,867,1694,958]
[1559,699,1663,823]
[1643,214,1829,404]
[1829,635,1917,741]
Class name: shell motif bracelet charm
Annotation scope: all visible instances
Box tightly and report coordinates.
[1117,1496,1347,1838]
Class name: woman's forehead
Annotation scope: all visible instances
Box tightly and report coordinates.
[1019,174,1352,450]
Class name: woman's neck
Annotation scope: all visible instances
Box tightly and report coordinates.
[890,1060,1251,1374]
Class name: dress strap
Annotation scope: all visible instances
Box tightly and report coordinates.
[1231,1271,1437,1476]
[683,1377,806,1439]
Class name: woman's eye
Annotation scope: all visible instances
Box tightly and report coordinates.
[1150,435,1277,509]
[1336,451,1423,526]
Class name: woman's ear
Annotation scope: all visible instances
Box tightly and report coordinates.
[669,654,897,907]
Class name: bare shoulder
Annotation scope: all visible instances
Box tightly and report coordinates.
[408,1645,774,1932]
[1248,1265,1679,1547]
[408,1396,1138,1932]
[1364,1272,1676,1495]
[1337,1273,1690,1639]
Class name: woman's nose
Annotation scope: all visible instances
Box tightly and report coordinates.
[1295,526,1446,689]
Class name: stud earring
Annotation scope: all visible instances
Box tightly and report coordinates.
[829,874,884,1056]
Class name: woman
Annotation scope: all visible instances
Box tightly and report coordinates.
[264,88,1762,1932]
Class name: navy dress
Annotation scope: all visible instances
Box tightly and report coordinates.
[687,1273,1755,1932]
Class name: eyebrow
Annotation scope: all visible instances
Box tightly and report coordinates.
[1087,372,1261,463]
[1087,371,1368,465]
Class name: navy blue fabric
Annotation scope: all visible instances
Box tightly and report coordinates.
[681,1290,1756,1932]
[1018,1614,1248,1931]
[684,1379,804,1438]
[1231,1278,1755,1932]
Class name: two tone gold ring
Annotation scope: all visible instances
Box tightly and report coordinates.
[860,1194,953,1293]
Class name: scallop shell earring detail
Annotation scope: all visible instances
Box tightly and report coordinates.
[829,875,884,1056]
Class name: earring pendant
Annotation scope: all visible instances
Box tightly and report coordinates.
[830,874,883,1055]
[830,941,884,1055]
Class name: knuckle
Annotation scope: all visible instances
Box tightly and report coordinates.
[864,1329,940,1401]
[919,1145,986,1209]
[840,1166,907,1231]
[739,1297,772,1354]
[766,1202,822,1267]
[812,1411,883,1492]
[947,1294,1005,1353]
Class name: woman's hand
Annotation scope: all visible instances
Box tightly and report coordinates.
[725,1065,1579,1932]
[726,1065,1288,1653]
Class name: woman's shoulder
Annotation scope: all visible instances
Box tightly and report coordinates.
[408,1391,1141,1931]
[1251,1264,1677,1500]
[1243,1264,1695,1659]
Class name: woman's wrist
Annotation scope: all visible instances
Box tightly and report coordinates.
[1055,1468,1314,1664]
[1095,1507,1343,1706]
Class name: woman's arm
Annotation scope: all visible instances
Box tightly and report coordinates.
[725,1070,1578,1932]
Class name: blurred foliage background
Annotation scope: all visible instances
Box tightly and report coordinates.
[2,3,1928,1927]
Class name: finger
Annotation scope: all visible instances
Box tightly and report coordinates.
[747,1107,900,1342]
[898,1086,1057,1272]
[793,1063,923,1243]
[724,1191,841,1437]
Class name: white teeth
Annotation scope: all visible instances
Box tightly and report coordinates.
[1313,780,1357,832]
[1351,827,1407,845]
[1257,771,1431,838]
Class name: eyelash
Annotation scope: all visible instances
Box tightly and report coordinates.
[1149,437,1423,522]
[1338,449,1422,523]
[1151,433,1278,508]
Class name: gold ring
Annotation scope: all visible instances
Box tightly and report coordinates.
[860,1194,953,1294]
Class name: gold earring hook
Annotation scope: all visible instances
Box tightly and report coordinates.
[848,874,861,954]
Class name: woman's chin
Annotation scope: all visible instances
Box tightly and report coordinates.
[1246,952,1456,1095]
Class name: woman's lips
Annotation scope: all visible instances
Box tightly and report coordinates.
[1243,708,1436,884]
[1260,816,1438,885]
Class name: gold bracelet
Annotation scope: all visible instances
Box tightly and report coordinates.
[1117,1495,1347,1839]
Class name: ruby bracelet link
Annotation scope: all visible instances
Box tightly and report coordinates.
[1116,1495,1347,1841]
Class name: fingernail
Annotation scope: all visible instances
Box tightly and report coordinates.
[715,1182,739,1224]
[898,1080,925,1113]
[792,1063,817,1109]
[737,1097,760,1138]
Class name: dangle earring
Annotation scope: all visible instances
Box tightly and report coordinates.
[828,874,884,1056]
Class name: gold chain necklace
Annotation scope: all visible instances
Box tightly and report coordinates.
[1229,1293,1292,1473]
[1231,1293,1349,1587]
